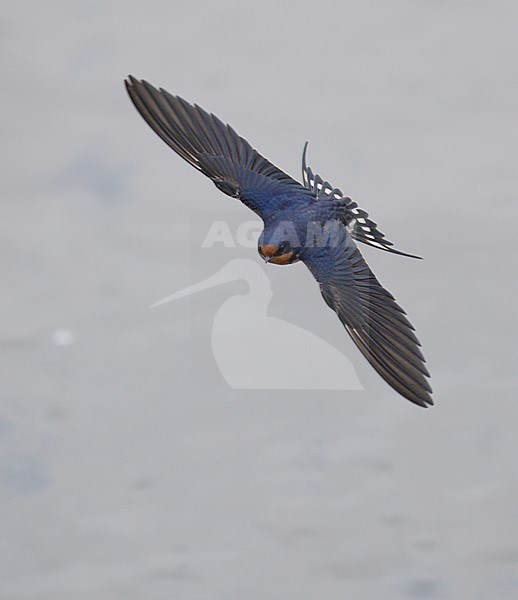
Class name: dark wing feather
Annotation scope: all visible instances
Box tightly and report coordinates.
[303,223,432,407]
[125,76,313,216]
[302,143,422,259]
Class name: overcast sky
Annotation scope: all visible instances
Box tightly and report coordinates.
[1,1,517,599]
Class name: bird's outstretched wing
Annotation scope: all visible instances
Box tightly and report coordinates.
[302,223,432,407]
[302,143,422,259]
[125,77,313,217]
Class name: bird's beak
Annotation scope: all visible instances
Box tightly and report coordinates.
[263,256,271,264]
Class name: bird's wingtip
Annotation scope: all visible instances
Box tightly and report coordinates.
[407,393,434,408]
[125,75,145,90]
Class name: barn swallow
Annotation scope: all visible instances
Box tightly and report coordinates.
[125,76,432,407]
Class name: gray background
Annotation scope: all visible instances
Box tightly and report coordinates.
[1,1,517,598]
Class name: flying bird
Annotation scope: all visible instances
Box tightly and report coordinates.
[125,76,432,407]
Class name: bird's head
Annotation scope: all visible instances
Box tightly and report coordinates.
[258,228,301,265]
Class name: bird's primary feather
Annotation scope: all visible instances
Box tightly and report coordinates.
[125,76,313,217]
[302,225,432,407]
